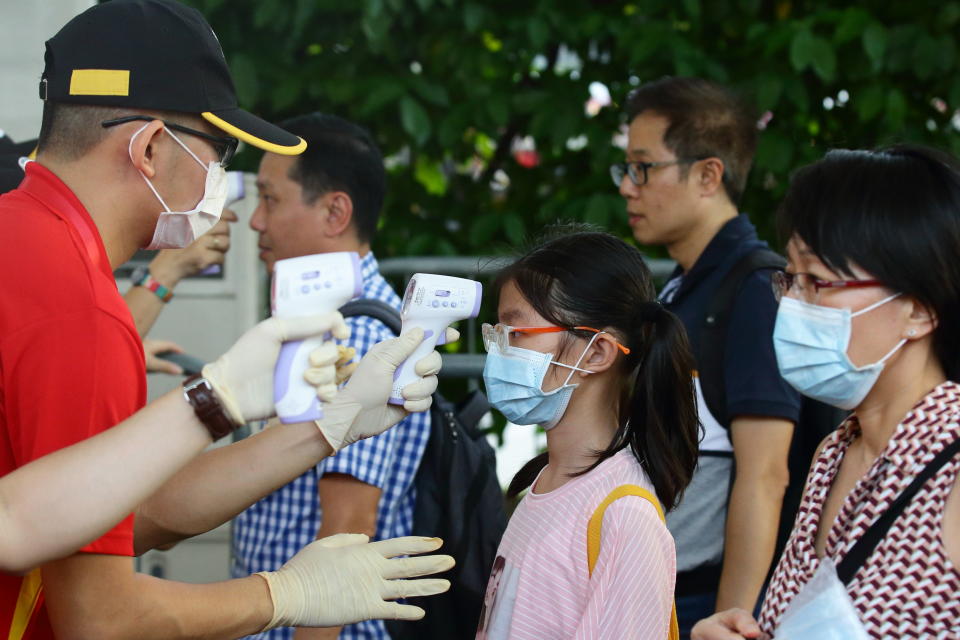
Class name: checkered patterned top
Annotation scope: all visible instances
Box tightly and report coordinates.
[232,252,430,640]
[759,380,960,638]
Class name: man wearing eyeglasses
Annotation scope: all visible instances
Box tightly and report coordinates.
[0,1,454,638]
[613,77,801,639]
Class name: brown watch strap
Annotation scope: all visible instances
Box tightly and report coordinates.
[183,374,236,440]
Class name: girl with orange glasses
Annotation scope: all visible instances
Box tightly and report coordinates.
[476,226,699,640]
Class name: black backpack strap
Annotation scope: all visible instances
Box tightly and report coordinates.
[699,248,786,428]
[340,299,401,335]
[835,435,960,584]
[457,391,490,436]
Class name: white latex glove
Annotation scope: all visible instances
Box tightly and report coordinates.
[308,327,459,451]
[201,313,350,425]
[256,533,454,630]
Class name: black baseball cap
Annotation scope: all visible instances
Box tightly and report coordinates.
[40,0,305,155]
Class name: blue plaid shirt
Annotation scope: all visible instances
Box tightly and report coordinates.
[232,252,431,640]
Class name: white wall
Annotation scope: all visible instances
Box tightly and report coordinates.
[0,0,95,142]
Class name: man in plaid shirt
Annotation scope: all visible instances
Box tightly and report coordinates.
[232,112,430,640]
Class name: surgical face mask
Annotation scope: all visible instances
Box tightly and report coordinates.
[773,293,906,410]
[129,124,227,249]
[482,334,597,430]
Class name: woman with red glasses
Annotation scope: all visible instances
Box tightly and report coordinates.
[476,226,700,639]
[694,145,960,639]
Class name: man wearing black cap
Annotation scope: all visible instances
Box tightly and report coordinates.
[0,1,453,638]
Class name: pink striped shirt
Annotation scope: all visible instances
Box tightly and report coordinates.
[476,448,675,640]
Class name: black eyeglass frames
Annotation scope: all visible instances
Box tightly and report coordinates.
[610,158,703,187]
[102,115,238,167]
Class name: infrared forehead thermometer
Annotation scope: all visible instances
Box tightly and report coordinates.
[272,252,363,423]
[389,274,482,405]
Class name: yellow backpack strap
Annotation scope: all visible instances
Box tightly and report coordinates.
[8,568,42,640]
[587,484,679,640]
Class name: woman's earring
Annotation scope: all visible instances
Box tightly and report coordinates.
[908,329,917,337]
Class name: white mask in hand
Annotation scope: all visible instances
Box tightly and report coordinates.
[774,557,870,640]
[129,123,227,249]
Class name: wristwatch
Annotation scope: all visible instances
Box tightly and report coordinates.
[130,265,173,303]
[182,374,236,440]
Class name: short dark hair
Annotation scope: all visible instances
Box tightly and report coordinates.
[778,145,960,380]
[278,113,386,244]
[625,77,757,206]
[37,102,125,161]
[37,102,201,161]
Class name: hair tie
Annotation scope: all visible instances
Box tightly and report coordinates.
[635,300,664,324]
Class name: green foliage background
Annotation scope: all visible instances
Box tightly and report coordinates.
[185,0,960,256]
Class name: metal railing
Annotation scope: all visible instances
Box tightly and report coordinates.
[378,255,676,380]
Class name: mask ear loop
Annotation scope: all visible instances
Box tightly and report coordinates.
[555,331,603,386]
[875,338,907,366]
[851,292,901,317]
[850,292,907,368]
[129,123,173,213]
[162,127,211,172]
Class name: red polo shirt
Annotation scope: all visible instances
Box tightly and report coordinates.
[0,163,145,639]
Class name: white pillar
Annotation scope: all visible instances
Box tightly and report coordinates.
[0,0,95,141]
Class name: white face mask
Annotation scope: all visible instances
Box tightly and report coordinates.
[129,124,226,249]
[773,294,906,410]
[482,334,597,430]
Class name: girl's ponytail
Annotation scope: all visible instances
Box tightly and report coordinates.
[626,302,700,510]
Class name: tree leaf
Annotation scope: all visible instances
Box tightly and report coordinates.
[412,79,450,107]
[486,94,510,127]
[789,29,815,71]
[464,4,485,33]
[271,76,302,112]
[940,2,960,26]
[756,75,783,111]
[364,0,384,19]
[437,112,466,148]
[503,213,525,245]
[834,7,869,44]
[229,53,259,107]
[359,81,407,117]
[755,130,793,173]
[784,76,809,110]
[469,213,501,247]
[583,194,611,227]
[400,96,432,147]
[912,35,942,79]
[527,18,549,50]
[855,85,885,122]
[885,88,907,128]
[809,36,837,83]
[682,0,701,20]
[362,11,391,50]
[862,23,887,69]
[414,155,448,195]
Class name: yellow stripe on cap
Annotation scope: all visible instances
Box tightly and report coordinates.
[69,69,130,96]
[201,112,307,155]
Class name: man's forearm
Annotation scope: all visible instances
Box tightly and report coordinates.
[124,284,169,338]
[0,390,210,573]
[135,420,333,553]
[715,473,786,612]
[43,553,273,640]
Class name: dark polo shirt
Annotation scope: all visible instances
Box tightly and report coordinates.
[659,214,800,587]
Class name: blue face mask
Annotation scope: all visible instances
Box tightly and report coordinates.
[482,336,597,430]
[773,294,906,410]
